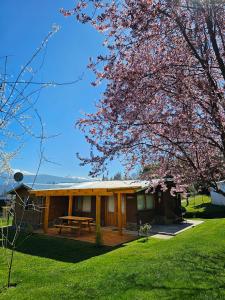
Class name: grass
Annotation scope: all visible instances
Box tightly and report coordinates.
[0,196,224,299]
[0,218,225,299]
[183,195,225,219]
[0,217,12,228]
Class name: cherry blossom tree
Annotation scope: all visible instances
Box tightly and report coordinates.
[62,0,225,194]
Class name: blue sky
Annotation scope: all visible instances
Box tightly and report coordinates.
[0,0,123,178]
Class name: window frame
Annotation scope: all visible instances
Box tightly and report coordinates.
[77,197,83,211]
[137,194,146,211]
[146,194,154,209]
[137,193,154,211]
[108,195,115,213]
[81,196,92,213]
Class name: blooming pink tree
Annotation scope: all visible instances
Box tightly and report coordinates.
[62,0,225,194]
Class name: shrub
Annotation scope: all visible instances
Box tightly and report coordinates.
[139,223,152,242]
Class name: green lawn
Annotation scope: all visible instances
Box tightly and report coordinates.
[0,217,12,227]
[0,218,225,300]
[183,195,225,219]
[0,197,225,299]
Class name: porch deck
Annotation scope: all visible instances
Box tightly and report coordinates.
[34,227,137,247]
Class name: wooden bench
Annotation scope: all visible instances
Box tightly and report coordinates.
[77,221,96,226]
[72,220,96,232]
[54,224,80,235]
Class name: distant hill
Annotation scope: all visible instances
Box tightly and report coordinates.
[0,173,97,195]
[21,174,94,185]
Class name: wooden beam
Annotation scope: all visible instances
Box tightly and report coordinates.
[30,190,114,197]
[68,195,73,216]
[117,193,123,235]
[96,195,102,245]
[30,188,139,197]
[43,196,50,233]
[107,188,137,194]
[96,195,101,228]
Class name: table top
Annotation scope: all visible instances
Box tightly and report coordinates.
[59,216,94,221]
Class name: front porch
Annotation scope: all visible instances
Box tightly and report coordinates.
[30,186,140,246]
[35,192,137,246]
[34,226,137,247]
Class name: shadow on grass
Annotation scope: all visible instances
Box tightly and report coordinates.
[3,231,115,264]
[185,202,225,219]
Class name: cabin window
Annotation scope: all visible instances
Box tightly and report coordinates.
[82,196,91,212]
[108,196,115,212]
[137,194,154,210]
[146,195,154,209]
[137,194,145,210]
[77,197,82,210]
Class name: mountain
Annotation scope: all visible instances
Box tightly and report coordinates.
[21,174,94,184]
[0,173,97,195]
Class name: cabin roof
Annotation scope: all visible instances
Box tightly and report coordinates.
[8,179,174,196]
[56,180,151,190]
[30,180,152,192]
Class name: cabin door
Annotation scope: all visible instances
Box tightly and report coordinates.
[105,196,116,226]
[105,195,126,227]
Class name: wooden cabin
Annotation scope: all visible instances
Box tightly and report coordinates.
[9,180,182,235]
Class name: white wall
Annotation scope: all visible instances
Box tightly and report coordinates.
[210,181,225,206]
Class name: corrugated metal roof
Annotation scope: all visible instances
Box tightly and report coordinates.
[61,180,151,190]
[7,183,76,194]
[8,179,173,193]
[30,180,160,192]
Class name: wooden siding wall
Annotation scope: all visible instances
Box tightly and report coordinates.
[102,194,126,227]
[137,210,155,225]
[73,196,97,219]
[126,193,156,225]
[154,189,164,216]
[14,188,42,228]
[104,194,118,227]
[164,190,182,221]
[48,196,68,223]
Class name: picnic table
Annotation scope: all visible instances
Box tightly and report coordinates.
[55,216,94,235]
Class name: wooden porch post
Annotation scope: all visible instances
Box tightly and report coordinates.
[43,196,50,233]
[117,193,123,235]
[96,195,102,245]
[68,195,73,216]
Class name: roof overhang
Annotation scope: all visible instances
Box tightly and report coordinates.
[29,187,139,197]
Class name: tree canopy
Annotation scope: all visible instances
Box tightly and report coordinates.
[62,0,225,193]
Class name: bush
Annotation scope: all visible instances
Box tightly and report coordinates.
[139,223,152,242]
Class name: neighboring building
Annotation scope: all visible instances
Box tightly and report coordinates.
[8,180,182,232]
[0,196,7,208]
[0,194,12,216]
[210,181,225,206]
